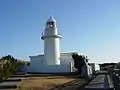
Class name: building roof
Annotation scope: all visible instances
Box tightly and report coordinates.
[29,51,80,57]
[99,63,117,66]
[46,16,56,23]
[29,51,88,58]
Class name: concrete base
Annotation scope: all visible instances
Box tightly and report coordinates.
[26,64,72,73]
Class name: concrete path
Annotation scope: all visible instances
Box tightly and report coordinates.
[84,74,114,90]
[0,74,25,90]
[0,81,20,89]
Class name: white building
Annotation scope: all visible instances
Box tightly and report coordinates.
[27,52,75,73]
[27,16,93,75]
[27,17,73,73]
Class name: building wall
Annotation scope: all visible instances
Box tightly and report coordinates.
[29,53,74,67]
[27,63,72,73]
[88,65,92,75]
[60,53,74,67]
[82,63,93,76]
[28,52,93,74]
[30,55,45,66]
[89,63,95,72]
[28,53,73,73]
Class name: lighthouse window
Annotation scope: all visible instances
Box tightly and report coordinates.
[47,22,54,26]
[50,22,54,25]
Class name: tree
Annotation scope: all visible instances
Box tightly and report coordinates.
[72,53,88,73]
[0,55,28,81]
[1,55,15,60]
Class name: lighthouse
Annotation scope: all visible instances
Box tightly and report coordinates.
[27,16,75,73]
[41,16,62,65]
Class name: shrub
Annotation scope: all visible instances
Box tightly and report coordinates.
[0,55,27,81]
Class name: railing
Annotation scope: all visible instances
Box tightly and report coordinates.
[41,32,61,37]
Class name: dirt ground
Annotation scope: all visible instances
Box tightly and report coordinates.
[17,76,76,90]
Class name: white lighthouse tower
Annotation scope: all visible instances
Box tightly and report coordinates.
[41,16,62,65]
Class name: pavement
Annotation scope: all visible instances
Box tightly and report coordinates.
[0,74,25,90]
[84,74,114,90]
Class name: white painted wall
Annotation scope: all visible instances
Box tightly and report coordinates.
[27,64,72,73]
[28,53,73,73]
[29,53,74,67]
[44,27,58,36]
[86,63,93,76]
[60,53,74,68]
[89,63,95,72]
[28,52,93,74]
[44,37,60,65]
[29,55,45,66]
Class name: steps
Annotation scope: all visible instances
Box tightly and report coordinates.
[0,74,25,90]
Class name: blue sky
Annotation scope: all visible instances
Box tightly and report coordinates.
[0,0,120,66]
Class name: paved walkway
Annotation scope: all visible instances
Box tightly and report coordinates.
[84,74,114,90]
[0,74,25,90]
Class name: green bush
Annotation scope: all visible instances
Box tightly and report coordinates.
[0,55,27,81]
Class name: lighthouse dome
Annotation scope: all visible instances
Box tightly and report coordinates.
[46,16,56,27]
[47,16,56,23]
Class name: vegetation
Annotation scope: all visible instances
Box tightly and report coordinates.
[0,55,29,81]
[72,53,88,73]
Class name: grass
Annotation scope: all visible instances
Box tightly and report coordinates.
[17,76,76,90]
